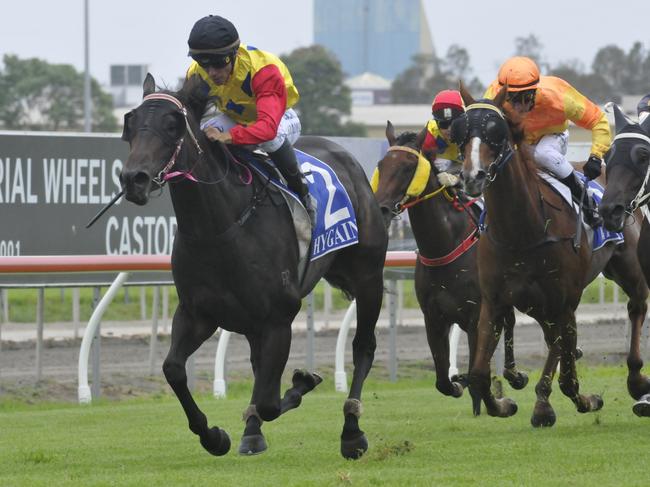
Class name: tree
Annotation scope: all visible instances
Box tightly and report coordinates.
[514,34,546,71]
[592,45,627,91]
[281,46,366,137]
[0,55,117,132]
[391,45,484,104]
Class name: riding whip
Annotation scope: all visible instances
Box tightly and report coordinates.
[85,189,124,228]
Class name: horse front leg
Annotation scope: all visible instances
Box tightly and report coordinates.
[624,291,650,401]
[557,312,604,414]
[531,322,561,427]
[341,277,383,460]
[162,306,228,456]
[469,303,518,418]
[502,309,529,390]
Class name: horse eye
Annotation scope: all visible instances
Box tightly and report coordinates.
[631,144,650,164]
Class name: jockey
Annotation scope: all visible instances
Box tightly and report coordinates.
[186,15,314,221]
[485,56,611,227]
[638,94,650,124]
[422,90,465,186]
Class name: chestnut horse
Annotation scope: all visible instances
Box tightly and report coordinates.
[457,85,649,426]
[599,103,650,416]
[119,74,388,458]
[372,122,528,408]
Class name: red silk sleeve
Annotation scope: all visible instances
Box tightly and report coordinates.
[230,64,288,145]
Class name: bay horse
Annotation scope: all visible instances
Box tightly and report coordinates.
[599,103,650,416]
[456,84,649,426]
[119,74,388,459]
[372,121,528,408]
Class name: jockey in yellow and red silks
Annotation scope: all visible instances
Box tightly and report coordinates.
[421,90,465,186]
[484,56,611,227]
[186,15,313,221]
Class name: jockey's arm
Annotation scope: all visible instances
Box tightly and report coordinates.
[563,85,611,159]
[230,65,288,146]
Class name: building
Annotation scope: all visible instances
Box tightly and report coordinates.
[345,72,392,106]
[108,64,149,108]
[314,0,434,80]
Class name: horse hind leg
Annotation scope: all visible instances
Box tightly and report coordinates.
[162,308,230,456]
[501,309,529,390]
[557,313,604,414]
[239,323,323,455]
[424,316,463,398]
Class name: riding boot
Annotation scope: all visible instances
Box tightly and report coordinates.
[560,173,603,228]
[269,140,316,226]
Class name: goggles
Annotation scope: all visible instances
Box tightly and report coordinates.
[507,90,536,106]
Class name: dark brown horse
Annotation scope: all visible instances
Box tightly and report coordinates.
[456,85,649,426]
[599,103,650,416]
[372,122,528,407]
[119,74,388,458]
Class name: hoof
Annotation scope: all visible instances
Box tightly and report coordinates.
[505,371,529,390]
[531,411,557,428]
[632,395,650,417]
[292,369,323,393]
[531,400,556,427]
[451,381,464,398]
[200,427,231,456]
[341,433,368,460]
[575,347,583,360]
[238,434,268,455]
[488,397,518,418]
[451,373,469,388]
[584,394,604,412]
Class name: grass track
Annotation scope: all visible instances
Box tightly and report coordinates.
[1,366,649,486]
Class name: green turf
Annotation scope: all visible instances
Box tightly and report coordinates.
[1,365,649,486]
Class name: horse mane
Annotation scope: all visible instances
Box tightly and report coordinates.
[395,131,418,147]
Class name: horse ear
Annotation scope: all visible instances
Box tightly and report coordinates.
[386,120,397,146]
[415,126,427,149]
[639,112,650,135]
[493,84,508,109]
[143,73,156,97]
[458,80,475,106]
[609,102,633,134]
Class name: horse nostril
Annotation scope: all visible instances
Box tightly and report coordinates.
[133,172,151,186]
[475,170,487,181]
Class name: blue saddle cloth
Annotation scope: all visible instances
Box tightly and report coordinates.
[247,149,359,261]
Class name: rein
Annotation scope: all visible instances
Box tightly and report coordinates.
[141,93,204,185]
[384,146,481,267]
[141,93,253,187]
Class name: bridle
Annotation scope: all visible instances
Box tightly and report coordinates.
[380,145,454,216]
[138,93,205,186]
[609,131,650,216]
[453,102,514,185]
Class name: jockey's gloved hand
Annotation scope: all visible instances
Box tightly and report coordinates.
[583,154,603,180]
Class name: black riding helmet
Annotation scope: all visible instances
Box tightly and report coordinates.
[188,15,240,68]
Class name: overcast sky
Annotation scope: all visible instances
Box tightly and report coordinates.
[1,0,647,88]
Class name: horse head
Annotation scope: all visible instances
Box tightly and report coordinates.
[455,82,515,197]
[372,121,428,228]
[119,73,209,205]
[600,103,650,232]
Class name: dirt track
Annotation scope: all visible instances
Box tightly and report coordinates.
[1,307,647,403]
